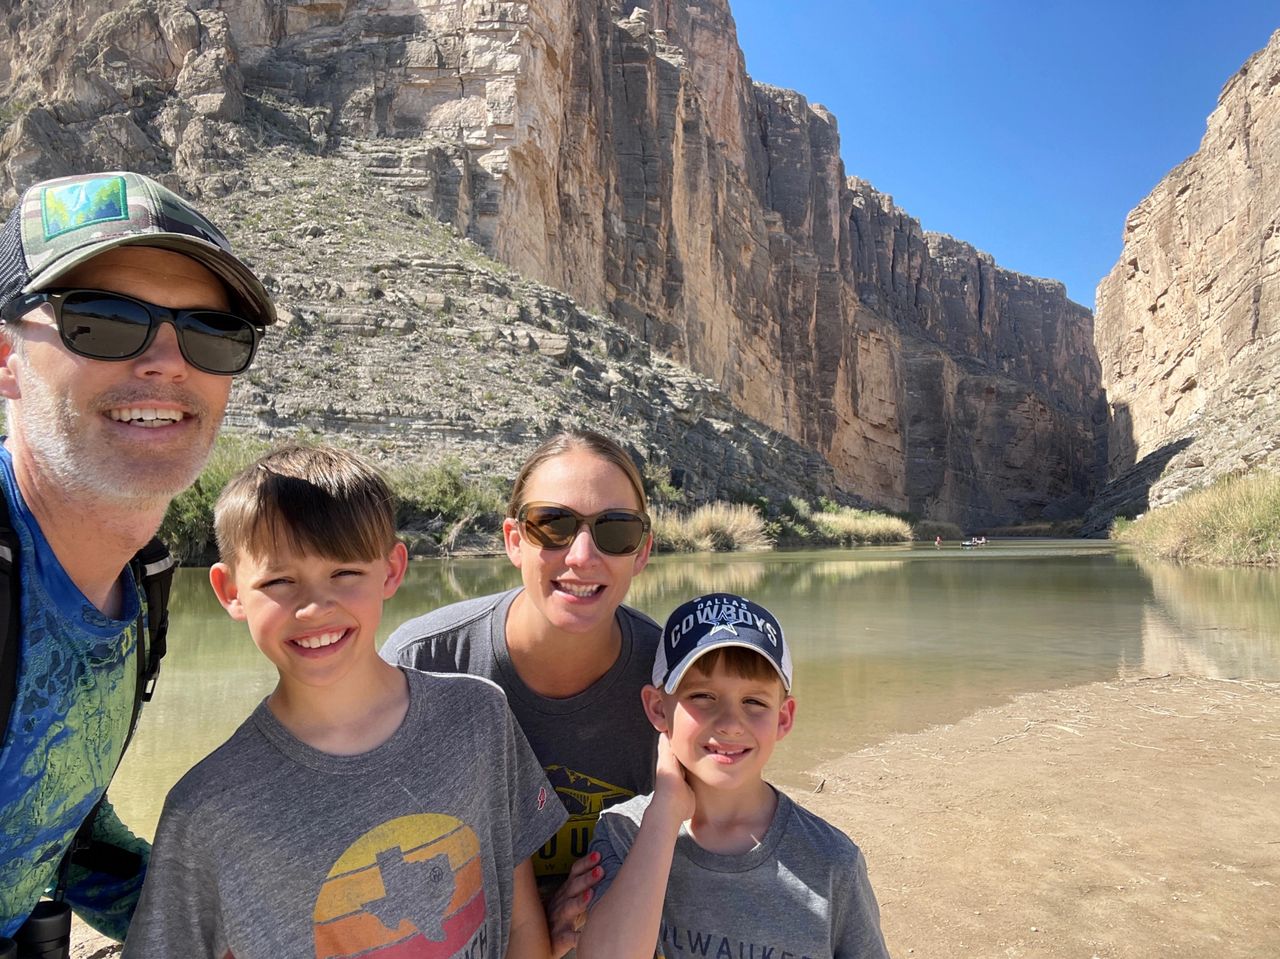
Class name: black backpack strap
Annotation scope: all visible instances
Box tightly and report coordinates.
[131,537,175,704]
[0,491,18,742]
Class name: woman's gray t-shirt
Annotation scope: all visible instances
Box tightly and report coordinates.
[382,588,660,883]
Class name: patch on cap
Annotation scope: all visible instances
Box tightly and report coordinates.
[41,175,129,240]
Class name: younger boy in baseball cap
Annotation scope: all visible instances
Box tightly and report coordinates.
[578,593,890,959]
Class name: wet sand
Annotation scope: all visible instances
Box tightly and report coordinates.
[72,675,1279,958]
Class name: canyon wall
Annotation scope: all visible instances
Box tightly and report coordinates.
[1091,29,1280,518]
[0,0,1106,525]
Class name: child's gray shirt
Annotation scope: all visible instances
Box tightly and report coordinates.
[123,668,567,959]
[589,790,891,959]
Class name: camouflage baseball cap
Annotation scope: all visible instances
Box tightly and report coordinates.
[0,171,275,325]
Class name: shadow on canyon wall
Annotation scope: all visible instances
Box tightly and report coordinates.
[1078,398,1195,536]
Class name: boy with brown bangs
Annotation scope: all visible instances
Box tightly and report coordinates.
[122,445,566,959]
[578,593,890,959]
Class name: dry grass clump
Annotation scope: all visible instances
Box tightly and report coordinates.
[652,502,773,553]
[810,507,914,546]
[1114,470,1280,567]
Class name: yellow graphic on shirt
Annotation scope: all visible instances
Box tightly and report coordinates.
[312,814,488,958]
[532,766,634,879]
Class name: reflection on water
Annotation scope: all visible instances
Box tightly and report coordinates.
[625,554,906,604]
[112,541,1280,840]
[1135,558,1280,678]
[626,557,770,602]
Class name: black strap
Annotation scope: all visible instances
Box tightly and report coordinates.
[131,538,175,705]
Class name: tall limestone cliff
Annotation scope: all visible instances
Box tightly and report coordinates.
[1091,29,1280,521]
[0,0,1105,525]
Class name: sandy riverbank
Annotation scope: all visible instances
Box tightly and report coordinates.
[71,674,1278,958]
[804,674,1279,958]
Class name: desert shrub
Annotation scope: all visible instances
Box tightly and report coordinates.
[643,460,686,507]
[652,502,773,553]
[809,507,913,546]
[387,458,506,554]
[786,496,813,519]
[1110,516,1134,537]
[161,441,509,563]
[389,459,505,528]
[769,499,912,547]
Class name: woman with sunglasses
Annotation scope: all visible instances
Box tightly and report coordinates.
[382,429,657,955]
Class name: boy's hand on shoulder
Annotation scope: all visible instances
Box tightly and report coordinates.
[649,732,695,827]
[547,851,603,958]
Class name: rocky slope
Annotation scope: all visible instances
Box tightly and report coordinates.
[0,0,1106,525]
[1088,29,1280,527]
[210,155,851,509]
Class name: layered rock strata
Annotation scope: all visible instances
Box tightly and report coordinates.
[1092,29,1280,519]
[0,0,1106,525]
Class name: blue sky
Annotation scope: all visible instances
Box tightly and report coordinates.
[729,2,1278,310]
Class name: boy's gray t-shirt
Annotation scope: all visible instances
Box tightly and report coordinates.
[382,588,660,882]
[123,669,567,959]
[589,791,891,959]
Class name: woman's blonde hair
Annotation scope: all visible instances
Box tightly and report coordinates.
[507,430,647,516]
[215,444,398,567]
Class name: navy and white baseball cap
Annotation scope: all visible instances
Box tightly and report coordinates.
[653,593,792,693]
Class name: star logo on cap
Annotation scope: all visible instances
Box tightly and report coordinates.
[707,607,739,637]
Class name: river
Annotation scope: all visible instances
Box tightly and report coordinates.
[111,540,1280,838]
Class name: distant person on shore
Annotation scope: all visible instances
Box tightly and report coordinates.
[0,171,275,944]
[383,429,658,954]
[124,445,565,958]
[577,593,891,959]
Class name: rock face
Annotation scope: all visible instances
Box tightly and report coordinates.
[0,0,1106,526]
[208,158,853,512]
[1091,29,1280,522]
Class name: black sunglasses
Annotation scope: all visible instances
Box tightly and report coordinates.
[1,288,262,375]
[517,502,652,556]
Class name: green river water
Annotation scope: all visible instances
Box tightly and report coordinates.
[112,540,1280,839]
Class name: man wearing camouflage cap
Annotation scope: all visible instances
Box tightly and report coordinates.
[0,172,275,944]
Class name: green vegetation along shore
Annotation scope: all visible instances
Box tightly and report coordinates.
[1113,470,1280,567]
[160,435,923,563]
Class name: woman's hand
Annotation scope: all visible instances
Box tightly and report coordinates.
[546,851,603,958]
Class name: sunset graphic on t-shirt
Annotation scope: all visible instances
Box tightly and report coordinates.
[312,814,487,958]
